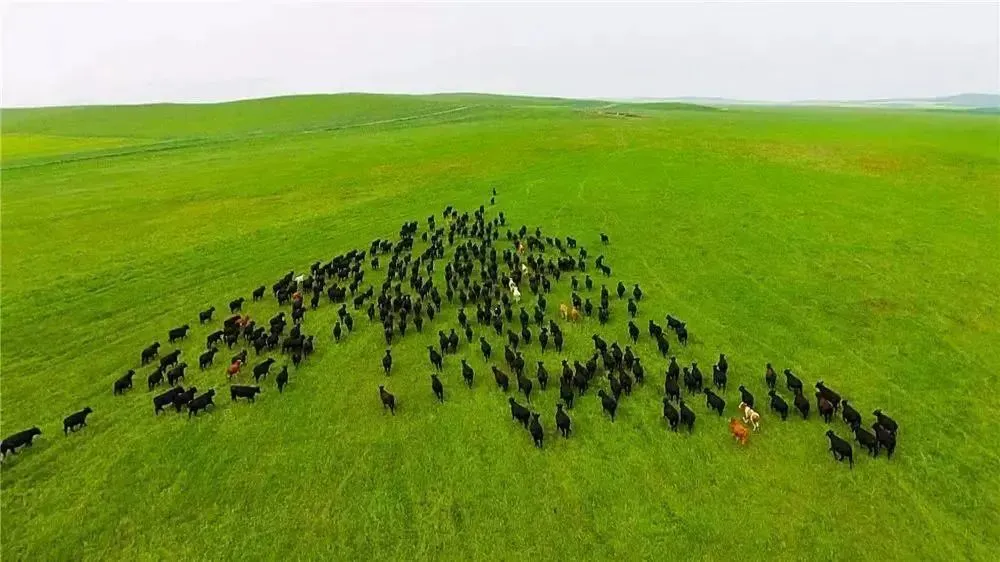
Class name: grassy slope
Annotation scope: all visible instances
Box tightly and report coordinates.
[2,96,998,560]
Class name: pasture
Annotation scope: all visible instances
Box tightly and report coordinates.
[1,94,998,560]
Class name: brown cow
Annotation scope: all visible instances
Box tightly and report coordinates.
[226,360,243,379]
[559,303,570,320]
[729,418,750,445]
[568,308,582,322]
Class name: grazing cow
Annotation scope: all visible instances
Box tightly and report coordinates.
[167,363,187,386]
[199,307,216,324]
[252,286,266,301]
[854,426,879,457]
[379,385,396,415]
[427,347,443,371]
[729,418,750,445]
[873,410,898,434]
[765,363,777,390]
[793,389,810,419]
[382,349,392,375]
[738,385,755,409]
[816,393,834,423]
[826,430,854,468]
[230,385,262,403]
[141,342,161,365]
[679,400,696,432]
[229,297,246,313]
[253,358,275,383]
[168,325,190,343]
[873,423,897,459]
[276,366,289,393]
[597,390,618,421]
[784,369,803,394]
[509,398,531,428]
[431,374,444,402]
[188,389,217,417]
[739,402,760,431]
[154,386,184,415]
[227,359,243,379]
[703,388,725,416]
[1,428,42,457]
[199,348,219,370]
[713,364,728,390]
[63,407,93,434]
[492,366,510,392]
[662,398,680,431]
[768,390,789,421]
[841,400,862,430]
[556,403,571,437]
[815,381,841,412]
[147,367,166,391]
[114,370,136,395]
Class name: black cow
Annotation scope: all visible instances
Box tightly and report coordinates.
[765,363,777,390]
[199,348,219,370]
[664,376,681,403]
[159,349,181,369]
[492,366,510,392]
[815,381,841,412]
[713,365,728,390]
[768,390,789,421]
[738,385,755,409]
[703,388,725,416]
[427,346,443,371]
[199,307,216,324]
[430,374,444,403]
[206,330,224,348]
[382,349,392,376]
[154,386,184,415]
[188,389,217,417]
[826,430,853,468]
[63,407,93,434]
[147,367,165,391]
[842,400,862,430]
[141,342,161,365]
[509,398,530,428]
[517,371,533,402]
[253,358,275,383]
[276,366,289,393]
[793,390,810,419]
[379,385,396,415]
[529,413,544,448]
[679,400,696,432]
[114,370,136,395]
[229,297,246,313]
[168,325,190,343]
[252,286,266,301]
[230,385,262,403]
[559,380,574,409]
[784,369,803,394]
[597,390,617,421]
[873,410,899,434]
[167,363,187,386]
[854,426,879,457]
[1,427,42,457]
[817,393,834,423]
[873,423,897,459]
[556,403,571,437]
[172,386,197,412]
[662,398,679,431]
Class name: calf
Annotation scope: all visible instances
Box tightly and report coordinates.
[230,385,262,403]
[729,418,750,445]
[1,428,42,457]
[703,388,725,416]
[188,389,217,417]
[739,402,760,431]
[738,385,755,409]
[662,398,680,431]
[379,385,396,415]
[825,430,853,469]
[509,398,531,428]
[114,370,136,395]
[199,307,216,324]
[529,413,544,448]
[768,390,789,421]
[154,386,184,415]
[168,325,190,343]
[815,381,841,412]
[597,389,618,421]
[63,407,93,434]
[854,426,879,457]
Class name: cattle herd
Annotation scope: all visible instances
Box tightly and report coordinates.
[1,192,900,469]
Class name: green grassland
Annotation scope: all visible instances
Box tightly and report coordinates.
[2,94,998,560]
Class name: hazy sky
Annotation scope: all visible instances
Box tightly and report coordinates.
[2,1,998,107]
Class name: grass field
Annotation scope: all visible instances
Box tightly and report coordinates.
[2,94,998,560]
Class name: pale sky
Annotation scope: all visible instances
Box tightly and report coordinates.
[2,1,998,107]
